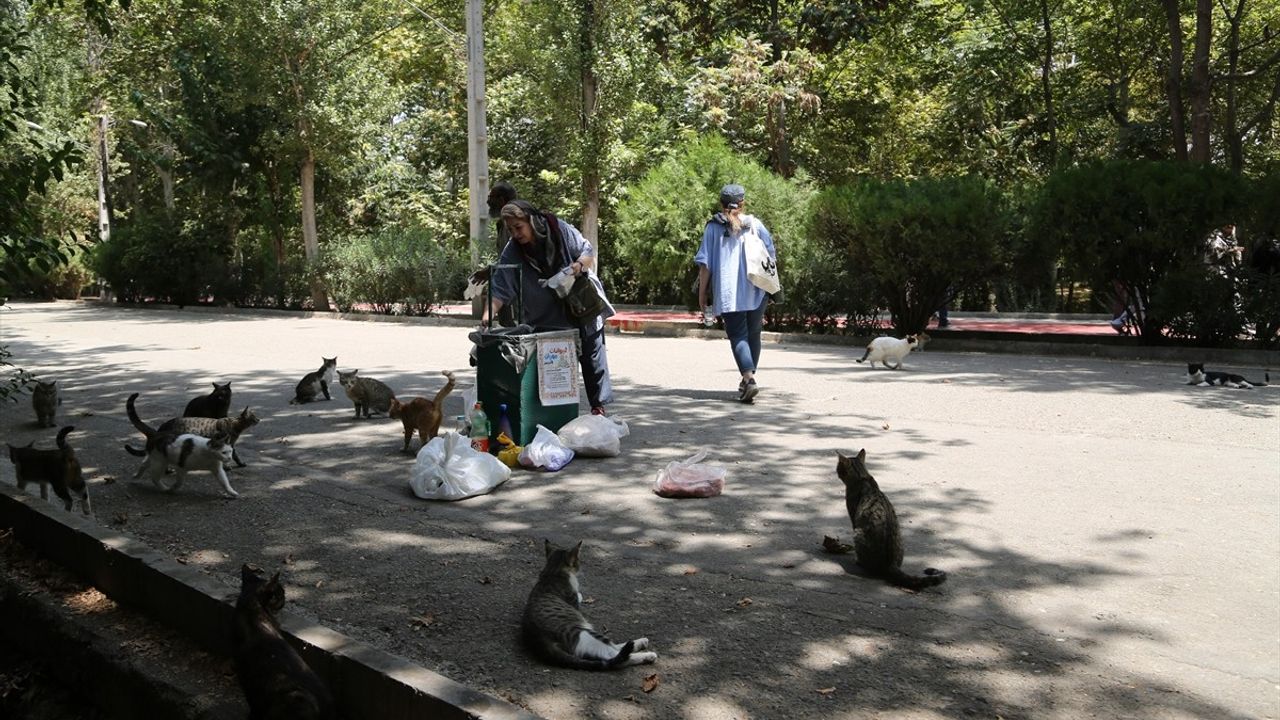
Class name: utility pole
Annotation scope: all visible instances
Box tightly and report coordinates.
[466,0,490,318]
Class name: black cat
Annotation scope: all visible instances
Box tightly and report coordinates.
[232,565,337,720]
[184,382,232,418]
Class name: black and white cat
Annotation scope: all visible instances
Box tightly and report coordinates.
[1185,363,1270,389]
[856,333,930,370]
[133,432,239,497]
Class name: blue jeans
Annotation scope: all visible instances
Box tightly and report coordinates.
[722,300,766,375]
[578,323,611,408]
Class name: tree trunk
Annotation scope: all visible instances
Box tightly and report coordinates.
[579,0,601,248]
[1188,0,1213,162]
[1039,0,1058,163]
[300,149,328,310]
[1222,0,1246,173]
[1162,0,1190,161]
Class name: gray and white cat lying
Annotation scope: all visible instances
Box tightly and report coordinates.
[522,540,658,670]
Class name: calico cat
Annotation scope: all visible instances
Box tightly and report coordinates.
[855,333,929,370]
[184,381,233,418]
[7,426,91,515]
[388,371,456,453]
[232,565,337,720]
[337,370,396,419]
[522,540,658,670]
[132,431,238,497]
[290,357,337,404]
[126,393,259,468]
[31,379,61,428]
[1185,363,1270,389]
[837,449,947,591]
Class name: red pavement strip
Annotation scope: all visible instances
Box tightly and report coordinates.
[438,304,1115,336]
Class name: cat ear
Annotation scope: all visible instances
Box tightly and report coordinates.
[543,539,553,558]
[569,541,582,565]
[856,448,866,462]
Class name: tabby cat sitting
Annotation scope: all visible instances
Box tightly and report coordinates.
[837,449,947,590]
[7,426,91,515]
[388,370,456,453]
[337,369,395,418]
[522,540,658,670]
[233,565,337,720]
[32,379,61,428]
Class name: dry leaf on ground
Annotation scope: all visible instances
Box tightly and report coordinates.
[642,673,660,693]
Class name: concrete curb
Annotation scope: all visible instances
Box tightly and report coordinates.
[0,485,543,720]
[0,569,243,720]
[90,300,1280,366]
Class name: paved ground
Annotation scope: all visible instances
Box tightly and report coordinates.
[437,303,1122,336]
[1,301,1277,720]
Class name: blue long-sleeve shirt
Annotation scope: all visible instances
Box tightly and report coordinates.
[694,214,776,316]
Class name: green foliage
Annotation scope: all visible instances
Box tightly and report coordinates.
[613,134,812,305]
[0,344,35,404]
[1030,160,1247,341]
[813,175,1006,334]
[323,227,468,315]
[1153,265,1246,347]
[89,213,230,305]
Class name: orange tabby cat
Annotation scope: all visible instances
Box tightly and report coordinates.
[388,371,456,453]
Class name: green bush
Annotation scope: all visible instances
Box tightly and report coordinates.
[323,226,468,315]
[1153,265,1245,346]
[812,175,1006,334]
[1030,160,1247,342]
[90,213,231,306]
[613,134,812,306]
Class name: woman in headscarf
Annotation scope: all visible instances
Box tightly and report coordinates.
[483,200,616,415]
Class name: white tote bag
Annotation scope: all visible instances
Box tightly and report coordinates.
[743,227,781,294]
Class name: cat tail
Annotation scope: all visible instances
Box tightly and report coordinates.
[124,443,147,457]
[855,346,871,363]
[55,426,75,450]
[432,370,457,407]
[885,566,947,590]
[126,393,157,435]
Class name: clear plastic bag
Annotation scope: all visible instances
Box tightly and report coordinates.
[409,432,511,501]
[556,414,630,457]
[518,425,576,471]
[653,450,727,498]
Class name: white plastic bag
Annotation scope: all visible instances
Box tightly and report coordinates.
[539,267,576,299]
[653,450,727,498]
[557,414,630,457]
[744,228,780,294]
[518,425,575,471]
[409,432,511,501]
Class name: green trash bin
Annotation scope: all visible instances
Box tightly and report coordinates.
[475,328,581,447]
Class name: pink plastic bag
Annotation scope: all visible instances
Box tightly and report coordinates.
[653,450,727,498]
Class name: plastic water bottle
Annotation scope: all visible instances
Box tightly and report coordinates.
[470,402,490,453]
[497,403,514,442]
[454,414,470,437]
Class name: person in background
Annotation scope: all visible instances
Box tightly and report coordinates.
[695,183,776,403]
[482,200,615,415]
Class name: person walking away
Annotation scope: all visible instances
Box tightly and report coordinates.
[482,200,615,416]
[695,183,776,403]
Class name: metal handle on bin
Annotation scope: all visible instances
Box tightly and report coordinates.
[485,263,523,330]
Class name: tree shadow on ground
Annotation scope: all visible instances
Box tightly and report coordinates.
[0,306,1269,720]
